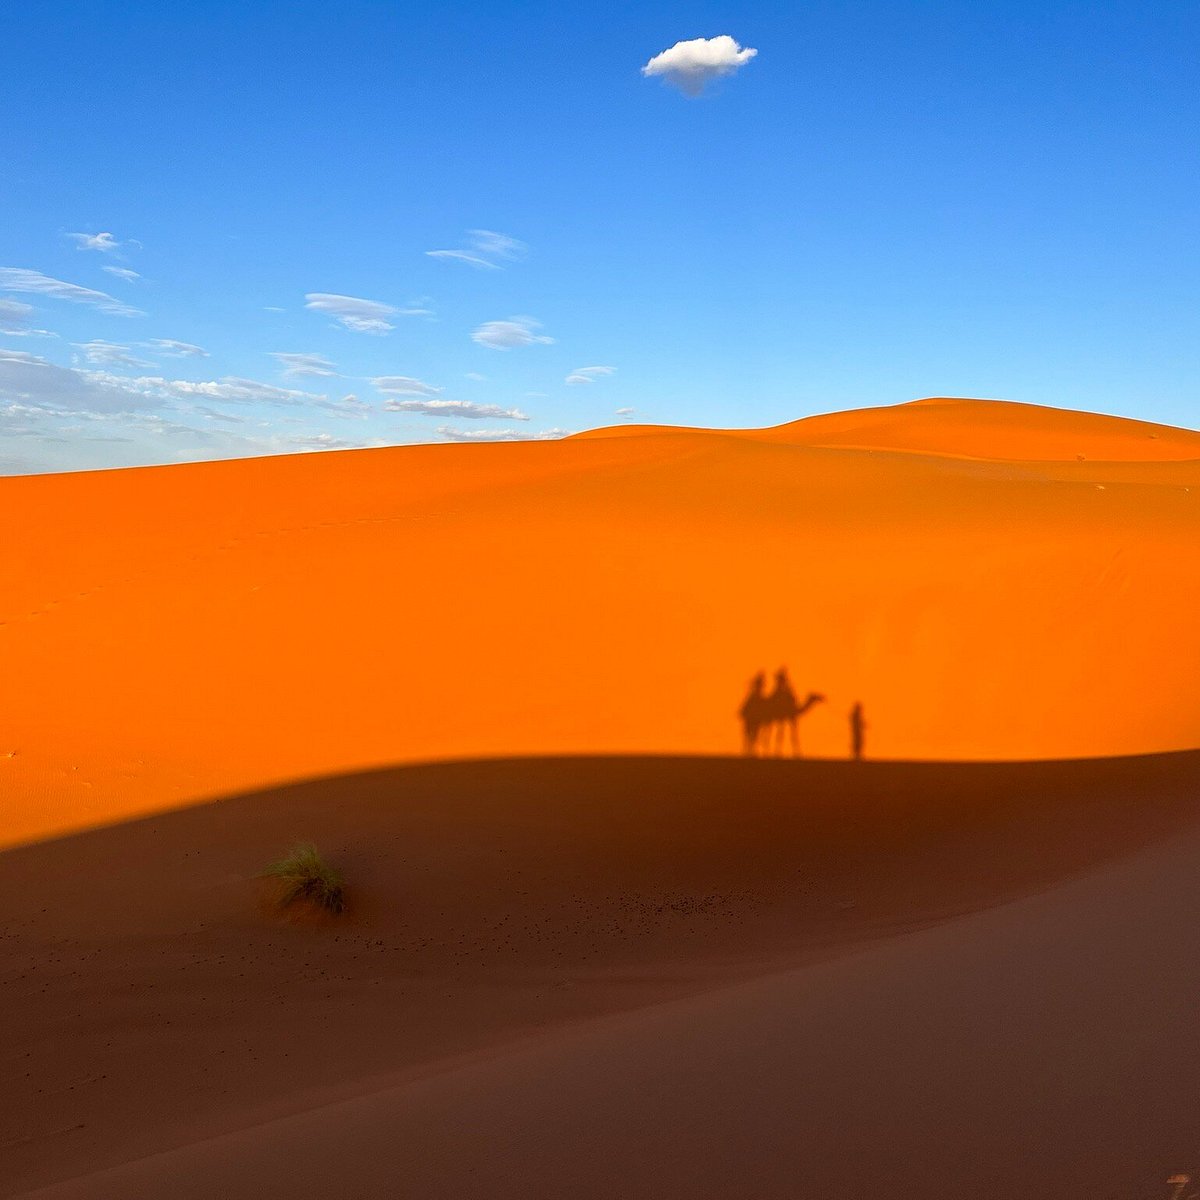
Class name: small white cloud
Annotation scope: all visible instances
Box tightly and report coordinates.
[66,231,132,254]
[437,425,569,442]
[102,266,141,282]
[287,432,355,452]
[641,35,757,96]
[0,268,143,316]
[147,338,208,358]
[305,292,399,335]
[264,306,286,313]
[464,372,487,382]
[386,399,528,420]
[271,351,337,378]
[324,393,371,419]
[372,375,442,397]
[472,316,554,351]
[565,365,616,385]
[73,340,154,368]
[427,229,527,270]
[426,250,497,270]
[616,407,635,416]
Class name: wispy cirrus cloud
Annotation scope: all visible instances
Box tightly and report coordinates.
[305,293,398,335]
[147,339,208,358]
[436,425,569,442]
[471,316,554,351]
[616,406,636,416]
[371,375,442,397]
[102,266,142,282]
[0,299,55,338]
[385,399,529,420]
[641,35,757,96]
[0,268,143,317]
[66,231,135,254]
[565,365,616,385]
[73,340,155,368]
[427,229,527,270]
[271,352,338,378]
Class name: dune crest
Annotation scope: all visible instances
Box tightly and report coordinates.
[1,397,1198,846]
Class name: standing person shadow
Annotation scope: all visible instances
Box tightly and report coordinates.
[850,701,867,761]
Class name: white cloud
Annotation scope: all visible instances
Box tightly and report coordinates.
[147,338,208,358]
[385,399,529,420]
[286,432,357,452]
[616,407,636,416]
[565,365,616,385]
[427,229,527,270]
[0,299,54,338]
[66,231,127,253]
[426,250,496,270]
[465,372,487,382]
[471,316,554,351]
[0,348,161,412]
[0,268,143,316]
[116,374,323,407]
[264,305,286,313]
[74,340,155,368]
[102,266,141,282]
[372,375,442,397]
[271,351,337,378]
[641,35,757,96]
[437,425,570,442]
[322,394,372,419]
[305,292,398,335]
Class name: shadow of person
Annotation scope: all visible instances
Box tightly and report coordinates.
[763,667,825,758]
[850,701,866,761]
[738,671,768,756]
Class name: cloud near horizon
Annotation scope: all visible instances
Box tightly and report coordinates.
[471,316,554,351]
[385,399,529,420]
[0,268,143,317]
[436,425,570,442]
[641,35,757,96]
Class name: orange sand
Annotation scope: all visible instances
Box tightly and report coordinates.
[2,396,1198,847]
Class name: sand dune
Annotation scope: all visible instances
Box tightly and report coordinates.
[4,751,1200,1197]
[2,397,1198,847]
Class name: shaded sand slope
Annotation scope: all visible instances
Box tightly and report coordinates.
[7,753,1200,1195]
[7,752,1200,1198]
[3,397,1199,846]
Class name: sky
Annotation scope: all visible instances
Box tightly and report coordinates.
[2,0,1197,474]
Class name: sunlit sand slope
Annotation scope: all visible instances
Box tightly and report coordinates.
[4,752,1199,1196]
[2,396,1198,844]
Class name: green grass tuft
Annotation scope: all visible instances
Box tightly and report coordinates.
[261,843,346,915]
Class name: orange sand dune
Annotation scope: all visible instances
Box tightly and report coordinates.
[4,752,1200,1197]
[2,396,1199,846]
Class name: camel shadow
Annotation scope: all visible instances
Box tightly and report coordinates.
[739,667,824,757]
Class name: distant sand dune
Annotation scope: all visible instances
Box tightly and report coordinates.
[4,752,1199,1196]
[1,397,1198,847]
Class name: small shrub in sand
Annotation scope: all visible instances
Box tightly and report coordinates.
[261,843,346,915]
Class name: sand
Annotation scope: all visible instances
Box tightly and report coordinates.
[3,396,1199,1197]
[2,396,1199,848]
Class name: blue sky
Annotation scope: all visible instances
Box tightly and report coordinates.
[3,0,1197,473]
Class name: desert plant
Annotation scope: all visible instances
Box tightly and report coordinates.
[261,842,346,915]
